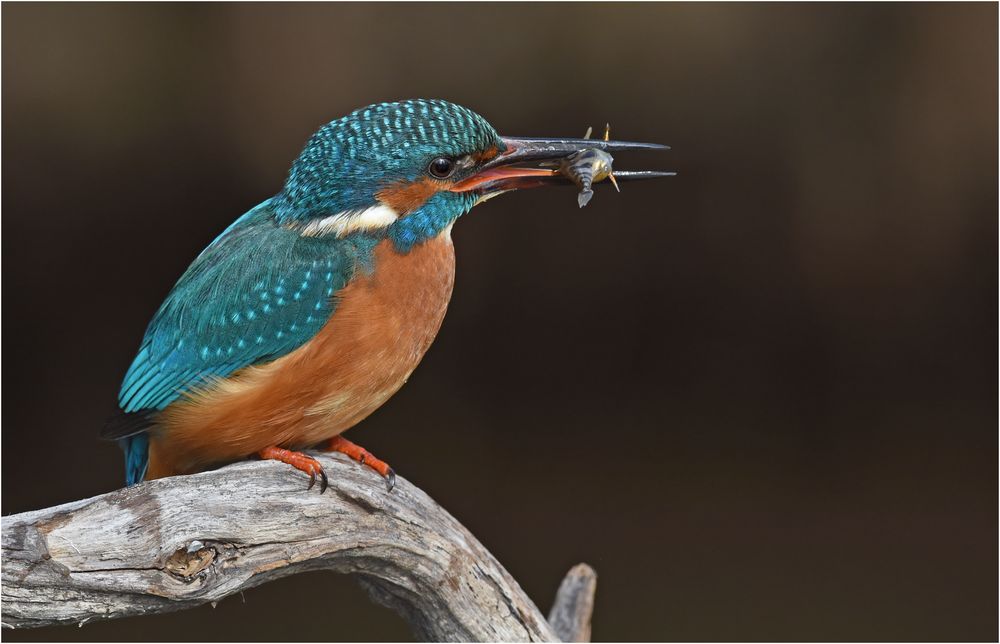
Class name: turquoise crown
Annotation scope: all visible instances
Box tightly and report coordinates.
[274,99,502,223]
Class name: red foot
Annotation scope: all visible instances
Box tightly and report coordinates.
[258,446,328,493]
[324,436,396,492]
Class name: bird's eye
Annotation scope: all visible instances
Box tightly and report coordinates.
[428,157,456,179]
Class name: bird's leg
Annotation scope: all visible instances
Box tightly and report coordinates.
[258,446,328,493]
[323,435,396,492]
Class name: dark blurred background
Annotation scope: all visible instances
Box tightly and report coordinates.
[3,3,996,641]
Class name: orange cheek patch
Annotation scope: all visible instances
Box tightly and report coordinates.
[473,146,500,163]
[376,178,445,216]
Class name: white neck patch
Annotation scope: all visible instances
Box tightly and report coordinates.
[294,203,399,238]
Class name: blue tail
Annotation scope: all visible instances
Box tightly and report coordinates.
[119,434,150,485]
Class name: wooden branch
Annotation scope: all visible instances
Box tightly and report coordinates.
[547,564,597,643]
[1,454,596,642]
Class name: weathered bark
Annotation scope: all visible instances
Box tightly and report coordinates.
[1,454,595,642]
[547,564,597,643]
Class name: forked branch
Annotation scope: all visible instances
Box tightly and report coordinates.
[1,454,595,642]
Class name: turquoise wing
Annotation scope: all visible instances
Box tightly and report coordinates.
[115,202,372,416]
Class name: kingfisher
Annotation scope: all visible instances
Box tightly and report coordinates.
[103,99,670,492]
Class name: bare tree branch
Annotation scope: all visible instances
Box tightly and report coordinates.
[1,454,596,642]
[547,564,597,643]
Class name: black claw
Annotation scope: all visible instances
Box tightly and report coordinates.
[319,468,329,494]
[385,468,396,493]
[359,453,366,465]
[306,470,316,490]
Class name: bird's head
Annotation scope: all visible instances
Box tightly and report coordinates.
[273,99,669,251]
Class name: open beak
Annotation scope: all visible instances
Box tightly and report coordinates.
[450,135,674,195]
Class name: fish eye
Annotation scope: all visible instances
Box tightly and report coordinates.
[428,157,456,179]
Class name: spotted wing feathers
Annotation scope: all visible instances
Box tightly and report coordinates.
[103,203,370,438]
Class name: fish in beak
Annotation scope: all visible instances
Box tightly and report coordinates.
[450,131,674,204]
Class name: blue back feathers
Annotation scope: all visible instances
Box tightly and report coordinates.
[121,434,149,485]
[119,200,378,414]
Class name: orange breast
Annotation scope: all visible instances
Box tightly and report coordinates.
[146,230,456,478]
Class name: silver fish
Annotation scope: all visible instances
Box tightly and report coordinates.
[547,125,621,208]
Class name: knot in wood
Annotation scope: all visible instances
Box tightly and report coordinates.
[164,542,215,579]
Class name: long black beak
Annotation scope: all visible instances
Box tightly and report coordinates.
[485,136,669,169]
[450,135,674,194]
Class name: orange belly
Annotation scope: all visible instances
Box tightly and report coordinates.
[145,230,456,479]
